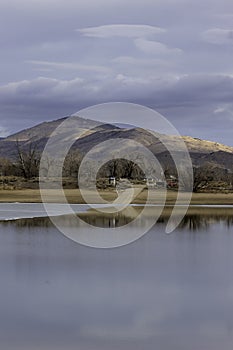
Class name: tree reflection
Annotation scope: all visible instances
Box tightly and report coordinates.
[178,215,210,231]
[0,207,233,232]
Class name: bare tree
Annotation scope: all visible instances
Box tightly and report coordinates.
[63,150,82,177]
[192,164,217,192]
[0,157,14,176]
[16,140,40,179]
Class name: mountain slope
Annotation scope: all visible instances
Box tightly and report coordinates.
[0,116,233,171]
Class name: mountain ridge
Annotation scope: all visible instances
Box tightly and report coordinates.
[0,116,233,172]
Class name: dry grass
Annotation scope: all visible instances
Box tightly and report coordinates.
[1,188,233,205]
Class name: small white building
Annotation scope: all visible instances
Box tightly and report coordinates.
[109,176,116,187]
[146,177,166,188]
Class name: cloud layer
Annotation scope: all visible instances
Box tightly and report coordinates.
[78,24,165,38]
[0,0,233,145]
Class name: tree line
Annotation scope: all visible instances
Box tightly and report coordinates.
[0,141,233,192]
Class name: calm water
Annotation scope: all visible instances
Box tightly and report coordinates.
[0,210,233,350]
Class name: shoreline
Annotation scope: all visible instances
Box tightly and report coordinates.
[0,203,232,224]
[1,188,233,205]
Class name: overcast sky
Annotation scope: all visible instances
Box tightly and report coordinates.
[0,0,233,144]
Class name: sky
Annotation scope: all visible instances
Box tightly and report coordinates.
[0,0,233,145]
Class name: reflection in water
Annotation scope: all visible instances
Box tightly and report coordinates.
[177,208,233,231]
[178,214,210,231]
[78,206,140,227]
[79,208,233,232]
[1,208,233,350]
[1,206,233,232]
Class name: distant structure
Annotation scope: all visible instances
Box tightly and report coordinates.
[145,177,166,189]
[109,176,116,187]
[166,175,178,189]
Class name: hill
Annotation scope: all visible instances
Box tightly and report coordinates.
[0,115,233,174]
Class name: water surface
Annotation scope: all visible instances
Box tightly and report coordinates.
[0,210,233,350]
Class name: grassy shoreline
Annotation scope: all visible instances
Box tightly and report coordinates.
[1,188,233,205]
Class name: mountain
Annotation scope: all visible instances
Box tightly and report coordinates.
[0,116,233,172]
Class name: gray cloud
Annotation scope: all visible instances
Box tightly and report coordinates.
[1,72,233,144]
[202,28,233,45]
[26,60,111,74]
[1,73,232,108]
[78,24,165,38]
[134,38,182,55]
